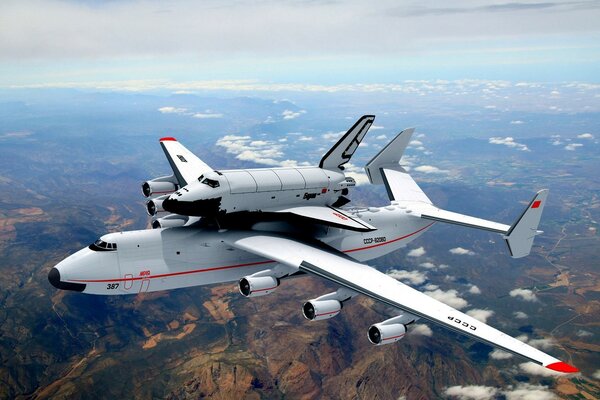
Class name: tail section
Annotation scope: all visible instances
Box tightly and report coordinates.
[367,128,548,258]
[504,190,548,258]
[320,115,375,171]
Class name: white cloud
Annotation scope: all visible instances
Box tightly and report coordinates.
[527,338,555,350]
[370,125,385,130]
[466,309,494,323]
[322,131,344,140]
[409,140,423,146]
[576,329,592,337]
[577,133,594,139]
[489,136,530,151]
[518,362,565,377]
[513,311,528,319]
[387,269,427,285]
[468,285,481,295]
[192,112,223,119]
[216,134,298,167]
[424,288,468,309]
[423,283,439,291]
[565,143,583,151]
[158,106,187,114]
[449,247,475,256]
[375,134,388,140]
[298,136,313,141]
[446,383,557,400]
[489,349,513,360]
[593,370,600,380]
[419,262,437,269]
[445,385,498,400]
[282,109,306,120]
[551,139,562,145]
[504,383,558,400]
[407,246,426,257]
[411,324,432,337]
[509,288,538,302]
[414,165,449,174]
[510,120,524,125]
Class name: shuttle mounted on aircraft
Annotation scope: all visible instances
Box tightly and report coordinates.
[49,116,579,374]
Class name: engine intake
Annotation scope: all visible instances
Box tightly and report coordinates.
[152,214,188,229]
[146,196,167,216]
[367,314,415,345]
[142,175,178,198]
[239,276,279,297]
[368,323,406,345]
[302,299,342,321]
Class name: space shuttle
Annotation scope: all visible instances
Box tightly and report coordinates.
[142,115,377,231]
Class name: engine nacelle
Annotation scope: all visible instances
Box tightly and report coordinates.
[152,214,188,229]
[146,195,168,216]
[302,299,342,321]
[367,314,416,345]
[239,275,279,297]
[142,175,178,198]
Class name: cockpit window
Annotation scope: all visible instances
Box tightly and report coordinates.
[89,239,118,252]
[201,177,220,188]
[197,174,204,182]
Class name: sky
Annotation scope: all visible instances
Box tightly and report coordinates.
[1,0,600,89]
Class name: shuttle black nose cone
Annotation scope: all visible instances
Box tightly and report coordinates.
[48,267,86,292]
[161,197,178,213]
[48,268,61,289]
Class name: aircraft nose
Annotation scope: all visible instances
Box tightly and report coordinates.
[47,266,87,292]
[48,267,61,289]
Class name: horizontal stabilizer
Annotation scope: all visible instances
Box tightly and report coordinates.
[381,168,432,204]
[504,190,548,258]
[159,137,213,187]
[273,206,376,232]
[417,206,510,234]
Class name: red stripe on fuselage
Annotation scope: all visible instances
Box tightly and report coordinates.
[344,223,434,253]
[67,224,435,284]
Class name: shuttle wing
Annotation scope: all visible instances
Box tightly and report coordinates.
[272,206,376,232]
[159,137,213,186]
[223,231,578,374]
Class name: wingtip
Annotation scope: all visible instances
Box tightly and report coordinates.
[546,361,579,373]
[160,137,177,142]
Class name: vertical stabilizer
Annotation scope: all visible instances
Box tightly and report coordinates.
[319,115,375,171]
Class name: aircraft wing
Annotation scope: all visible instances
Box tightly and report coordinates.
[271,206,376,232]
[223,231,578,374]
[159,137,213,186]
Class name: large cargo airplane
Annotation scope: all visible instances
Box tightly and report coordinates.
[49,116,578,374]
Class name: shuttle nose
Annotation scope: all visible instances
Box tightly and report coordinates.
[47,267,86,292]
[162,196,221,217]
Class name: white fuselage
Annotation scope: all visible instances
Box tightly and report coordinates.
[51,204,433,295]
[161,167,351,217]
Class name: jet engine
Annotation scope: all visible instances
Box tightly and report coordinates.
[238,275,279,297]
[142,175,178,198]
[146,195,168,216]
[367,314,416,346]
[152,214,188,229]
[302,299,342,321]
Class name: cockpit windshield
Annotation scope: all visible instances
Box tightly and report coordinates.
[89,239,117,252]
[202,178,219,188]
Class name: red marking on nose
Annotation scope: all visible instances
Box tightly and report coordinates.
[321,188,327,194]
[531,200,541,209]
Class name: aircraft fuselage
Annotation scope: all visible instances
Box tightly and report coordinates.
[50,205,433,295]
